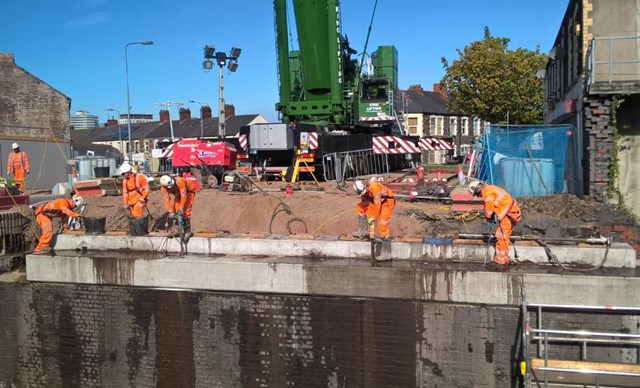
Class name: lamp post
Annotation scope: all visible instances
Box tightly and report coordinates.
[188,100,207,138]
[106,108,122,154]
[154,101,183,142]
[202,45,241,139]
[125,40,153,161]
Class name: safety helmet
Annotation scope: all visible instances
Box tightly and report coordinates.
[118,162,133,175]
[468,180,482,195]
[71,194,84,207]
[11,143,19,150]
[353,180,367,196]
[159,175,175,188]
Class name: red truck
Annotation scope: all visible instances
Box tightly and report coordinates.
[168,139,237,187]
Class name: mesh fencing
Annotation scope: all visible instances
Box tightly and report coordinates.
[322,149,389,183]
[472,125,581,198]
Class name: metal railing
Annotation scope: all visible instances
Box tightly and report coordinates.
[587,35,640,85]
[322,148,389,183]
[522,296,640,388]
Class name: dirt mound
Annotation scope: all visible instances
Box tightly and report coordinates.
[12,183,633,255]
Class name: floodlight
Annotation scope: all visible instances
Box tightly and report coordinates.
[203,60,213,70]
[204,45,216,58]
[216,52,227,66]
[231,47,242,58]
[228,61,238,72]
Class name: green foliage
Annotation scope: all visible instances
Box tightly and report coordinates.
[441,27,548,124]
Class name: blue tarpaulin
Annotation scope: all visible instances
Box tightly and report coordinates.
[473,125,578,197]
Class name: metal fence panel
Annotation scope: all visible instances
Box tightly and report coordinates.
[322,148,389,183]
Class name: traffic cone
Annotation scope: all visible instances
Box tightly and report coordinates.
[285,185,294,196]
[437,169,443,182]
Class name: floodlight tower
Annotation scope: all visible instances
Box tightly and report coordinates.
[202,45,241,139]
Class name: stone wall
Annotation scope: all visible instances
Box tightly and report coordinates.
[0,53,70,141]
[583,95,613,201]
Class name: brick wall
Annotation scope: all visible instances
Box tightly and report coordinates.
[0,53,71,140]
[0,282,523,387]
[1,282,637,387]
[583,95,613,201]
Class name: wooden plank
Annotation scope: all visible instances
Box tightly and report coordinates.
[531,358,640,387]
[531,358,640,373]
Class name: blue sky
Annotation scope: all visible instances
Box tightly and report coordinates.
[1,0,568,124]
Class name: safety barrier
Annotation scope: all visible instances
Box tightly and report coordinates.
[322,148,389,183]
[0,210,26,256]
[522,292,640,388]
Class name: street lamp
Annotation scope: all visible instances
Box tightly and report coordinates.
[203,45,241,139]
[188,100,208,138]
[106,108,122,155]
[125,40,153,161]
[154,101,184,142]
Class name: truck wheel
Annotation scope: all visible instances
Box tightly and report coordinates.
[207,175,218,187]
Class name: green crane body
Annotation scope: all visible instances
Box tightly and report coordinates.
[274,0,398,133]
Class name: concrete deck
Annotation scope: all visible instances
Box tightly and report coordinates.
[25,234,640,308]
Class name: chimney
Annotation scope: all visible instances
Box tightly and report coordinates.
[179,107,191,121]
[408,84,424,94]
[201,105,212,119]
[159,109,170,122]
[224,104,235,118]
[433,82,448,97]
[0,53,15,63]
[107,119,118,127]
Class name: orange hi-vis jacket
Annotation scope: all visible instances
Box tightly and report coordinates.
[480,184,522,223]
[36,198,80,219]
[160,176,197,213]
[122,173,150,206]
[362,181,395,219]
[7,151,30,176]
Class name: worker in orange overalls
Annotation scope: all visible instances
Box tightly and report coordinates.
[34,195,84,254]
[119,162,149,218]
[159,174,196,242]
[353,179,396,239]
[6,142,30,194]
[469,180,522,268]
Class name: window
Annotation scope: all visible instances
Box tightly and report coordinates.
[449,117,457,136]
[430,115,444,136]
[427,150,447,164]
[408,117,418,135]
[472,118,481,136]
[461,117,469,136]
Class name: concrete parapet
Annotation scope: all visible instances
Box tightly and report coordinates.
[50,233,636,268]
[25,251,640,308]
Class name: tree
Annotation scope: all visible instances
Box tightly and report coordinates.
[441,27,547,125]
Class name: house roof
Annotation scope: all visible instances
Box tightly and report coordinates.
[404,90,450,115]
[72,114,267,144]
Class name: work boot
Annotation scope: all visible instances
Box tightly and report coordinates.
[353,216,368,238]
[183,218,192,244]
[34,247,53,255]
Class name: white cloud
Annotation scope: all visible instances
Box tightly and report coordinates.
[64,12,110,28]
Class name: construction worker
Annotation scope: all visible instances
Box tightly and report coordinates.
[159,174,196,241]
[353,179,396,239]
[469,180,522,267]
[6,142,30,194]
[119,162,149,218]
[34,195,84,254]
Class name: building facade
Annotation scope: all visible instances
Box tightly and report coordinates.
[70,111,99,130]
[403,84,487,164]
[0,52,71,190]
[544,0,640,216]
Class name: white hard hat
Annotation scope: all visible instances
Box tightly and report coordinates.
[353,180,367,196]
[468,180,482,195]
[159,175,175,188]
[72,194,84,207]
[11,143,19,150]
[118,162,132,175]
